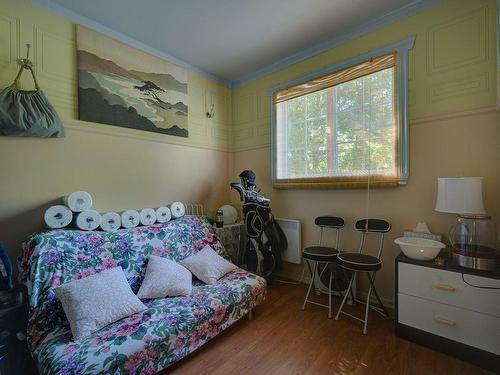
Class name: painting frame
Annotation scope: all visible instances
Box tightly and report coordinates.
[76,25,188,137]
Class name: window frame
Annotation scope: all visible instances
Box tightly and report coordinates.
[269,37,415,189]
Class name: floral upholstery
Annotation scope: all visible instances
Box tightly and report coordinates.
[18,216,266,374]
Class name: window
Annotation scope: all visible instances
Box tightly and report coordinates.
[271,39,413,188]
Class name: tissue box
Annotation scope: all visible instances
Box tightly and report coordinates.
[403,231,442,242]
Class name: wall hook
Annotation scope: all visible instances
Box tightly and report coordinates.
[18,44,33,69]
[206,103,215,119]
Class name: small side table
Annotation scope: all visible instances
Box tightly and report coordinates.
[214,223,246,267]
[0,289,36,375]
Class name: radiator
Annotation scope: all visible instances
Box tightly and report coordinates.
[275,218,301,264]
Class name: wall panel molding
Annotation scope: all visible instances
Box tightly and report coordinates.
[408,88,416,107]
[64,119,230,152]
[408,49,416,82]
[205,89,229,125]
[0,12,19,65]
[33,24,76,84]
[256,91,271,120]
[409,104,497,125]
[233,93,252,125]
[212,125,230,144]
[188,120,208,137]
[426,72,490,103]
[426,6,488,75]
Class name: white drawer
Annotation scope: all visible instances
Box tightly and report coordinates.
[398,293,500,355]
[398,263,500,317]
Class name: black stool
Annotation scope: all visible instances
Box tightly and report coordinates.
[335,218,391,334]
[301,216,344,318]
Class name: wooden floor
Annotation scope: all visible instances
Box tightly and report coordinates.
[166,283,493,375]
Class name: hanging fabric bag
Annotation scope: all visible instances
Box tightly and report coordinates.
[0,62,64,137]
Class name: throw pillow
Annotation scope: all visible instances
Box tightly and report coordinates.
[137,255,192,299]
[181,245,237,284]
[54,267,147,341]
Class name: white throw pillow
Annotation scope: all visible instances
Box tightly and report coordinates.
[181,245,237,284]
[137,255,192,299]
[54,267,147,341]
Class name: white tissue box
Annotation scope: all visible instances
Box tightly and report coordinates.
[403,231,442,242]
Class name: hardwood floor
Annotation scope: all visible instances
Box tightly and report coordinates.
[166,283,494,375]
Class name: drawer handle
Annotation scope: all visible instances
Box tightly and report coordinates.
[434,316,457,326]
[434,284,456,292]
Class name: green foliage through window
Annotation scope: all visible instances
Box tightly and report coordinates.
[276,67,396,180]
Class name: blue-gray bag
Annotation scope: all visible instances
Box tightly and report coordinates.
[0,64,64,137]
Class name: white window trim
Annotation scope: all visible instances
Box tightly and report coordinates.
[269,37,415,187]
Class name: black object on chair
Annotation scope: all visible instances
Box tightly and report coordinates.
[334,218,391,334]
[301,216,344,318]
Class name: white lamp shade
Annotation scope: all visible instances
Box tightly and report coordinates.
[435,177,486,215]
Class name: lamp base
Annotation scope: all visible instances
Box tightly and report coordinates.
[450,245,500,271]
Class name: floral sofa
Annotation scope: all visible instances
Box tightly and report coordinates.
[18,216,266,374]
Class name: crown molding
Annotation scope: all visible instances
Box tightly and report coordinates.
[29,0,442,89]
[231,0,441,88]
[29,0,233,88]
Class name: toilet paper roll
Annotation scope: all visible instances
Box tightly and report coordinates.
[155,206,171,223]
[169,202,186,219]
[44,205,73,229]
[139,208,156,226]
[100,212,121,232]
[63,191,93,212]
[120,210,140,229]
[73,210,101,231]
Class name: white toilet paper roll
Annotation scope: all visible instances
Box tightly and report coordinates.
[120,210,140,229]
[139,208,156,226]
[73,210,101,231]
[169,202,186,219]
[64,191,93,212]
[44,205,73,229]
[155,206,171,223]
[100,212,121,232]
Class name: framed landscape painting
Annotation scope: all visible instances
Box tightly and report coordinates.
[77,25,188,137]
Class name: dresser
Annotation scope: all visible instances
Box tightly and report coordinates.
[395,251,500,372]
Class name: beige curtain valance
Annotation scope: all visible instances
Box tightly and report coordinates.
[273,52,397,104]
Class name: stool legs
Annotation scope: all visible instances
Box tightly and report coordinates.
[302,261,335,317]
[366,272,390,319]
[328,270,333,318]
[302,261,317,310]
[362,284,372,335]
[341,268,355,305]
[335,272,355,321]
[336,270,389,335]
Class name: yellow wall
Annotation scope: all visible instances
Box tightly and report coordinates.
[0,0,233,261]
[231,0,500,304]
[0,0,499,306]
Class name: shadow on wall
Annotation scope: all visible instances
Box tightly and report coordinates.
[0,199,60,270]
[194,182,214,215]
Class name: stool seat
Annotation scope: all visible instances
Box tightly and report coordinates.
[337,252,381,272]
[302,246,339,261]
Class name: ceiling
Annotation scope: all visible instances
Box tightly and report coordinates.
[36,0,436,86]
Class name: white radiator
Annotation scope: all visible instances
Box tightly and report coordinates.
[275,218,301,264]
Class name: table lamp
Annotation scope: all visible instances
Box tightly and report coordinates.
[435,177,499,271]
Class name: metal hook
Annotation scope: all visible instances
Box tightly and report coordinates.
[18,44,33,69]
[206,103,215,119]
